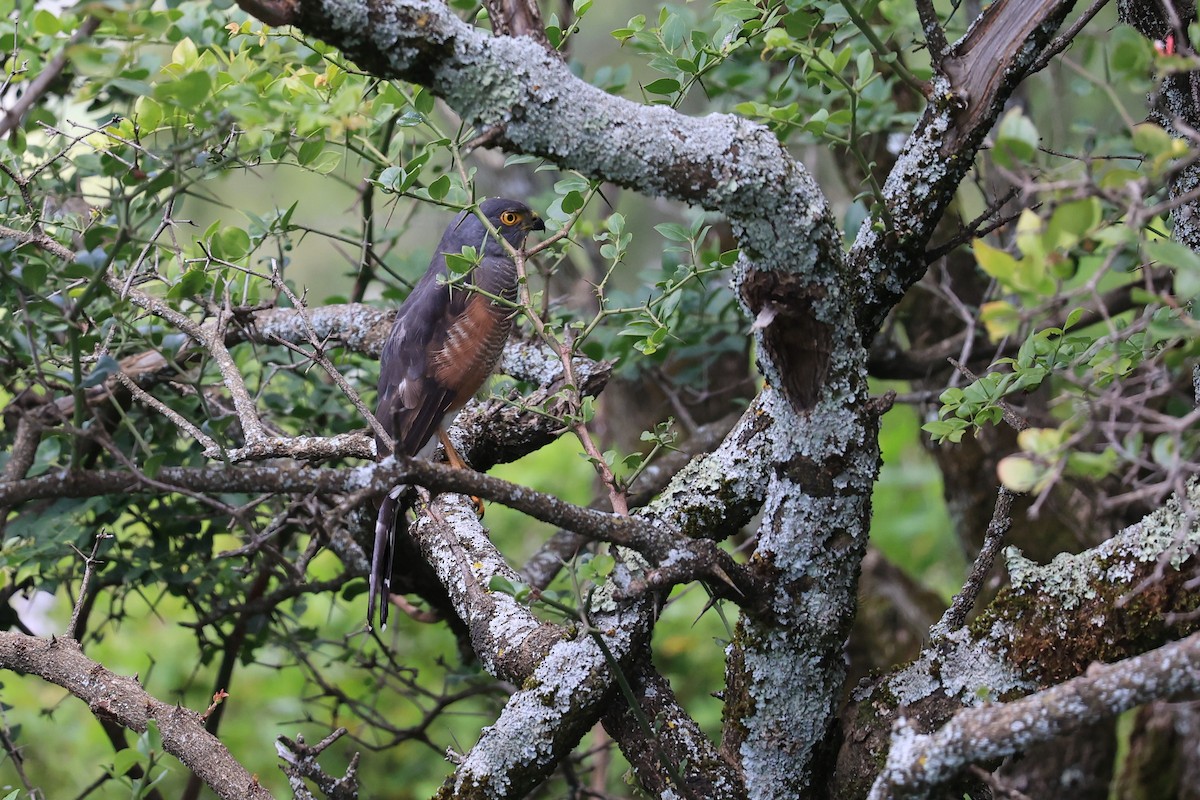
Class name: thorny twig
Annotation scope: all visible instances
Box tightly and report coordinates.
[930,487,1014,639]
[67,530,113,641]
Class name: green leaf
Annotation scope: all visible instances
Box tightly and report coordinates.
[561,190,585,214]
[139,719,163,756]
[973,240,1019,283]
[661,12,687,50]
[488,575,516,595]
[1146,239,1200,301]
[644,78,681,95]
[855,49,873,81]
[154,71,212,108]
[763,28,791,50]
[213,226,251,261]
[110,746,148,777]
[33,9,60,35]
[613,13,645,42]
[997,455,1043,493]
[1109,27,1152,78]
[168,266,208,299]
[171,38,199,67]
[1066,449,1118,479]
[134,96,163,131]
[377,165,402,191]
[1046,199,1100,248]
[445,245,479,274]
[412,88,435,115]
[832,45,853,74]
[1131,122,1173,157]
[427,174,451,200]
[1151,434,1180,467]
[581,553,615,581]
[82,355,121,388]
[296,135,324,165]
[980,301,1020,341]
[654,222,691,242]
[922,419,966,443]
[1098,166,1142,191]
[994,107,1038,167]
[308,149,342,175]
[1017,427,1064,457]
[143,453,167,479]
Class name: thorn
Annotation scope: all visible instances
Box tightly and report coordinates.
[692,596,720,627]
[709,564,742,595]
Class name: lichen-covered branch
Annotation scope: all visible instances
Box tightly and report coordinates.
[836,482,1200,797]
[868,631,1200,800]
[850,0,1079,336]
[0,632,274,800]
[408,494,658,799]
[602,661,747,800]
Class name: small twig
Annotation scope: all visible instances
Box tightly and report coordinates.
[122,199,178,299]
[924,188,1023,264]
[930,487,1014,639]
[67,530,113,641]
[0,223,75,261]
[1028,0,1112,74]
[587,624,695,799]
[969,765,1035,800]
[915,0,950,62]
[461,124,504,153]
[200,690,230,722]
[113,370,220,453]
[0,15,101,138]
[276,728,360,800]
[0,702,38,797]
[100,274,267,447]
[838,0,925,95]
[553,327,629,515]
[265,259,390,443]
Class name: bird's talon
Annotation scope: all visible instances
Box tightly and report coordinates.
[472,495,485,518]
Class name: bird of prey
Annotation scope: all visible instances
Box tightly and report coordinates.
[370,198,545,629]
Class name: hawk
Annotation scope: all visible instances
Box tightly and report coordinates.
[370,198,544,629]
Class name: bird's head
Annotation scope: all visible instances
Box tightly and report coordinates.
[466,197,545,254]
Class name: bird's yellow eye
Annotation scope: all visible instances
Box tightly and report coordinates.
[499,211,520,226]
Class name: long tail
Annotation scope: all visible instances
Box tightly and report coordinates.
[368,485,405,630]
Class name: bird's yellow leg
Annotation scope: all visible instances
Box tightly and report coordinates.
[437,427,485,518]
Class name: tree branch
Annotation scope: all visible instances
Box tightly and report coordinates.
[837,481,1200,797]
[850,0,1079,336]
[0,632,274,800]
[868,631,1200,800]
[0,15,101,138]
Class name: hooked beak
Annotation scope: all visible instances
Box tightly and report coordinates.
[525,213,545,232]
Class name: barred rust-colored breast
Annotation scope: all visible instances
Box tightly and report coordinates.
[432,292,514,412]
